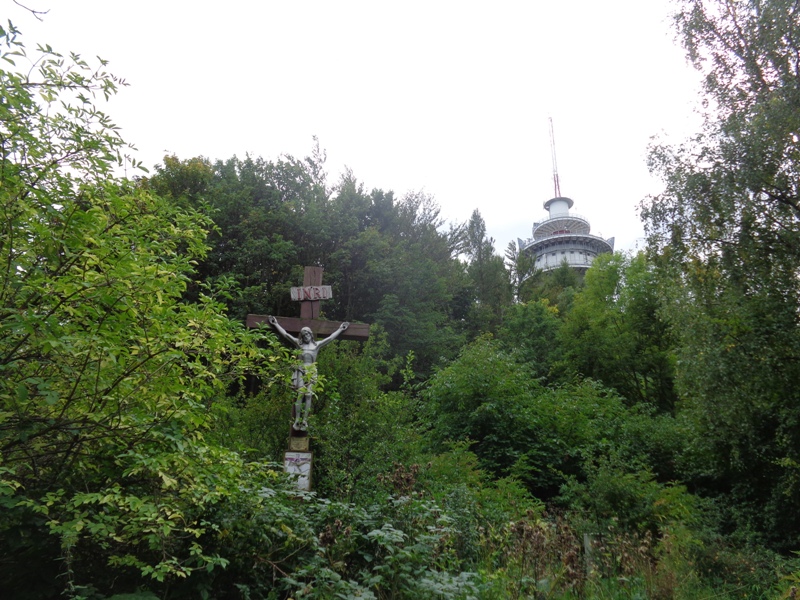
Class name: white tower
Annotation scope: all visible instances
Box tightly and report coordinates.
[517,119,614,273]
[518,196,614,274]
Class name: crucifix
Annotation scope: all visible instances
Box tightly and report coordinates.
[247,267,370,489]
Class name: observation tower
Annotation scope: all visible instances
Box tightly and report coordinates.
[517,196,615,273]
[517,119,614,273]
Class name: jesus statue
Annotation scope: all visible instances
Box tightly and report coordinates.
[267,316,349,431]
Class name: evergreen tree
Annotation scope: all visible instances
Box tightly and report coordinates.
[463,209,512,336]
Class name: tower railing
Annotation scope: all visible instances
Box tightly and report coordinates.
[518,231,614,250]
[532,212,590,228]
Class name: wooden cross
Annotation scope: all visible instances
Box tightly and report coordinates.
[249,266,369,489]
[247,266,370,341]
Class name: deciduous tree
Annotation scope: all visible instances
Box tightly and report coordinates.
[642,0,800,549]
[0,24,290,595]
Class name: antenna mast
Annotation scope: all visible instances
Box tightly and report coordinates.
[549,117,562,198]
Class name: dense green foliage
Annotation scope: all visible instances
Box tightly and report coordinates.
[0,23,294,597]
[643,0,800,553]
[144,153,471,378]
[5,1,800,597]
[559,253,677,412]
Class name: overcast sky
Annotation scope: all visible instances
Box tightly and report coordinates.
[13,0,703,254]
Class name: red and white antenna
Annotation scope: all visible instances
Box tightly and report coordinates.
[549,117,562,198]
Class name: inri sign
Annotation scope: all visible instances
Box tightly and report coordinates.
[290,286,333,302]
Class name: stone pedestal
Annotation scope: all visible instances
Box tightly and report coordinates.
[284,450,313,491]
[285,427,312,490]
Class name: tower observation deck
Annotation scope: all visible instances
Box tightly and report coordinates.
[517,196,614,273]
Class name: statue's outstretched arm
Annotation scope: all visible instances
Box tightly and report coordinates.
[267,315,300,347]
[317,322,349,348]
